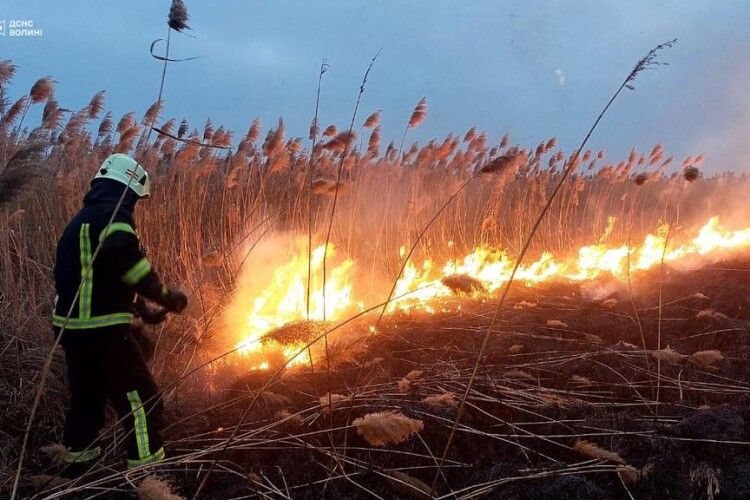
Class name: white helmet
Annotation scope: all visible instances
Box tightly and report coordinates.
[94,154,151,198]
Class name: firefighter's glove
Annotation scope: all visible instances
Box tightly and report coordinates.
[162,287,188,313]
[140,306,168,324]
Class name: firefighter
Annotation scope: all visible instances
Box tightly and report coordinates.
[52,153,187,478]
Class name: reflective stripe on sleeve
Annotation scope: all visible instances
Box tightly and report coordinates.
[99,222,136,243]
[122,257,152,285]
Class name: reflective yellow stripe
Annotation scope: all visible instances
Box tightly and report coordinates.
[79,224,93,319]
[127,447,165,468]
[52,312,134,329]
[63,446,101,463]
[99,222,136,243]
[127,390,151,462]
[122,257,152,285]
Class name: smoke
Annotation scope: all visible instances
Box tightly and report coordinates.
[221,231,378,369]
[693,58,750,174]
[222,232,298,348]
[580,279,626,302]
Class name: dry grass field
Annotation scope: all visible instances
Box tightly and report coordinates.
[1,23,749,499]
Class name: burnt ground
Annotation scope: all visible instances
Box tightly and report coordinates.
[24,260,750,499]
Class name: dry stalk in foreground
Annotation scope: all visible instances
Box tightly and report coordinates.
[306,61,328,318]
[429,39,677,495]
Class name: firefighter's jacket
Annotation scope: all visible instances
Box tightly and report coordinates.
[53,179,168,329]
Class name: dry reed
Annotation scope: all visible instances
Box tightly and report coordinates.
[573,439,626,464]
[352,411,424,447]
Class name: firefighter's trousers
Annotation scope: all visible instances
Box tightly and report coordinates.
[57,324,165,469]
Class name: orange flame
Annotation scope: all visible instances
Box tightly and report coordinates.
[232,216,750,368]
[234,244,355,368]
[388,216,750,311]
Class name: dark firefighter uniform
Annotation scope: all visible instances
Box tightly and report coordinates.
[53,154,187,475]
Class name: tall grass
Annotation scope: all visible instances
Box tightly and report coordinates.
[1,60,749,492]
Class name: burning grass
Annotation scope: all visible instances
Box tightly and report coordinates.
[162,262,749,498]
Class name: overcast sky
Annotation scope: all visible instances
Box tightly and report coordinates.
[4,1,750,172]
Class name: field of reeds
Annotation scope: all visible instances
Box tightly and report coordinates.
[1,40,750,500]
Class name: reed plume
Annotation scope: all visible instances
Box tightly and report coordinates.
[464,127,476,142]
[0,60,17,88]
[0,142,45,205]
[0,60,17,116]
[167,0,190,32]
[506,369,535,381]
[573,439,626,464]
[322,124,337,137]
[60,110,88,143]
[86,91,106,119]
[478,150,528,175]
[117,112,136,134]
[423,392,457,408]
[363,110,381,128]
[2,98,25,126]
[441,274,485,294]
[203,118,214,142]
[399,97,427,157]
[143,100,164,126]
[97,112,113,138]
[397,378,410,393]
[246,117,261,143]
[160,118,176,136]
[649,346,684,364]
[352,411,424,447]
[311,177,334,194]
[29,77,55,103]
[689,350,723,369]
[116,126,140,153]
[177,118,189,138]
[408,97,427,128]
[138,475,184,500]
[368,126,381,155]
[323,131,355,153]
[263,118,285,156]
